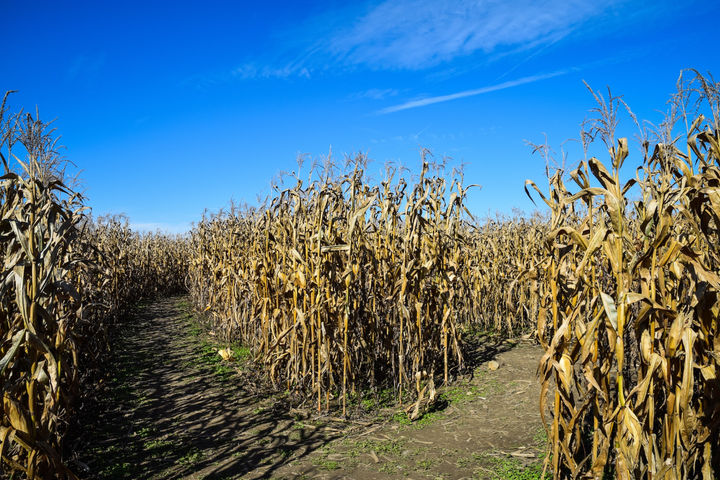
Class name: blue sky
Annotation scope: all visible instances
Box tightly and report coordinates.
[4,0,719,233]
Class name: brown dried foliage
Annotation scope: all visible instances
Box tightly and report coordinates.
[187,152,489,414]
[527,70,720,479]
[0,93,188,478]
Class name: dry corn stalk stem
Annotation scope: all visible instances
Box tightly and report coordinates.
[527,70,720,479]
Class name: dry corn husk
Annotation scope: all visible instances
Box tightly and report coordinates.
[218,349,236,362]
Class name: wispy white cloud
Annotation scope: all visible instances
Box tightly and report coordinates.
[375,69,572,114]
[177,73,221,90]
[180,59,312,88]
[217,0,624,82]
[410,125,431,141]
[130,222,191,235]
[66,53,105,83]
[347,88,400,101]
[232,63,311,80]
[329,0,621,70]
[428,132,466,141]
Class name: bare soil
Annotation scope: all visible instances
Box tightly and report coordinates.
[70,296,548,480]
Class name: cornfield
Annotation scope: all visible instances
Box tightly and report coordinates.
[188,152,482,415]
[2,69,718,479]
[466,210,548,335]
[186,157,550,417]
[528,70,720,478]
[0,93,188,479]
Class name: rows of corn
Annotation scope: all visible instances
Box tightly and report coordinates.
[3,68,718,479]
[466,210,548,334]
[527,71,720,478]
[186,153,543,416]
[189,71,720,478]
[0,94,188,478]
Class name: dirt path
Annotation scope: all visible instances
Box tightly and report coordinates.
[71,297,548,480]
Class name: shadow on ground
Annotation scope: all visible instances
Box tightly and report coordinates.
[69,297,548,480]
[71,297,342,480]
